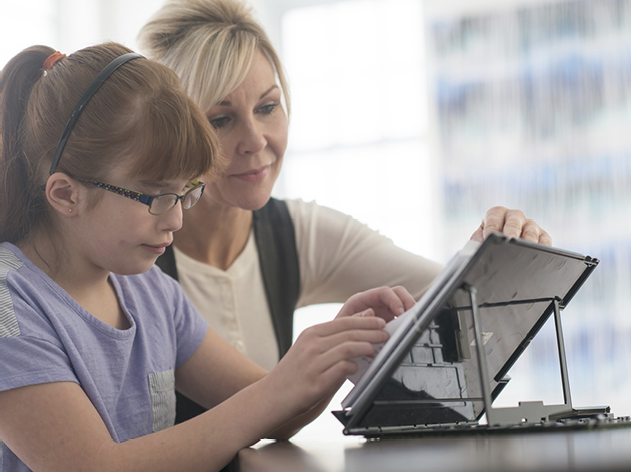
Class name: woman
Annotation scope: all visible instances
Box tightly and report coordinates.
[137,0,551,420]
[0,42,413,471]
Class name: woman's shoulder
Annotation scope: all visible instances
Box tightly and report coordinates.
[282,198,386,241]
[283,197,355,222]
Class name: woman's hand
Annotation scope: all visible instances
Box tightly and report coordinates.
[470,206,552,246]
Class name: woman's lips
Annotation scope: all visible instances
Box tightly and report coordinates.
[232,166,270,183]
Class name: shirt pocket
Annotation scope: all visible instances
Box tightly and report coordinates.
[148,369,176,432]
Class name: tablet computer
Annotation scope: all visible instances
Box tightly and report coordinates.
[334,233,599,435]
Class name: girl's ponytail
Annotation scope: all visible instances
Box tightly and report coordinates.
[0,46,56,243]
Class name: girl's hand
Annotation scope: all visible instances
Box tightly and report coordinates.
[266,286,414,419]
[269,314,388,417]
[335,285,416,322]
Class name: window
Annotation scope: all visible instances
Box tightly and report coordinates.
[280,0,631,421]
[278,0,437,260]
[0,0,160,70]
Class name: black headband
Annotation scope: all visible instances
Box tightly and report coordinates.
[48,52,144,175]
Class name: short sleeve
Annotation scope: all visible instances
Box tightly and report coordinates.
[0,282,78,392]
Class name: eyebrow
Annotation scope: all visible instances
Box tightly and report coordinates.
[217,85,279,107]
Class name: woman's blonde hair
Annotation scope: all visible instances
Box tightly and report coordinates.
[137,0,290,115]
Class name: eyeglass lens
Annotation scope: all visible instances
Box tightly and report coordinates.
[149,185,204,215]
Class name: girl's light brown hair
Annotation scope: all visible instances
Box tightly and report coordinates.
[137,0,290,115]
[0,42,223,244]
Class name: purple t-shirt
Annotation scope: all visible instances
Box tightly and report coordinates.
[0,242,208,471]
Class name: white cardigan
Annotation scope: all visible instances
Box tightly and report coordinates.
[174,199,444,371]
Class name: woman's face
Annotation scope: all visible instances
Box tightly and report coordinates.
[203,51,288,211]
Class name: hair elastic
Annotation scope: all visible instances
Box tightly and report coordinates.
[48,52,144,175]
[43,51,66,70]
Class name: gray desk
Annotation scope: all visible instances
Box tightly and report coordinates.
[238,422,631,472]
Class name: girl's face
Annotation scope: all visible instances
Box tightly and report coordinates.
[203,50,288,211]
[76,164,188,276]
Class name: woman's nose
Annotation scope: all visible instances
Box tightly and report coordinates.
[236,117,267,156]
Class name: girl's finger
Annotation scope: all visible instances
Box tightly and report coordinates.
[352,309,375,317]
[302,315,386,338]
[392,285,416,312]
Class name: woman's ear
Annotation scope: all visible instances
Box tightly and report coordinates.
[45,173,82,216]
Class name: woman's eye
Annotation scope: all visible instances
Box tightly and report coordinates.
[208,116,230,129]
[258,103,279,116]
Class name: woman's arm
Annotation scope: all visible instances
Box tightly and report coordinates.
[288,199,444,305]
[288,200,551,307]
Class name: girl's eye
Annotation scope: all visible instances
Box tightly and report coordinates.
[258,103,279,115]
[208,116,230,129]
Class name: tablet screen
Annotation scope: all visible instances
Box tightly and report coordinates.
[338,234,598,432]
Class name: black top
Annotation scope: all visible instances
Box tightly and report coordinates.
[155,197,300,423]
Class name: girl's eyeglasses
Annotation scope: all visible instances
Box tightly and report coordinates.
[76,178,205,216]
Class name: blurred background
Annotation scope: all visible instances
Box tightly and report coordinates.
[2,0,630,428]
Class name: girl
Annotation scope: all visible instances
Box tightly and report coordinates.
[0,42,414,471]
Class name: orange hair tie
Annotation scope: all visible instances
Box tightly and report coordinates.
[43,51,66,71]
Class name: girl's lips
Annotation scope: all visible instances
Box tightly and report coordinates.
[143,245,166,255]
[142,242,171,255]
[232,166,270,183]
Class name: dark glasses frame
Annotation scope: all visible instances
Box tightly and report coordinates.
[76,178,206,215]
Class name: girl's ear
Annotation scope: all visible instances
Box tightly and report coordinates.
[45,173,82,216]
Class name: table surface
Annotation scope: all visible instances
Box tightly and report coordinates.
[237,415,631,472]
